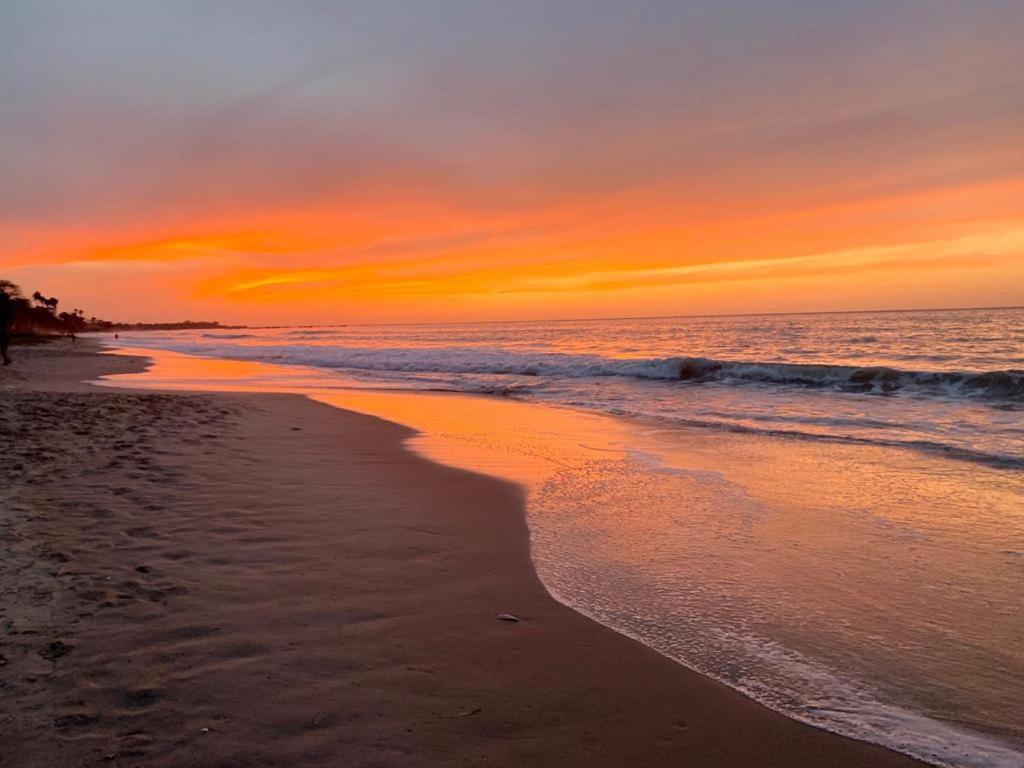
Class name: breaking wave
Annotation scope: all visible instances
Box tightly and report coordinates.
[128,342,1024,404]
[672,358,1024,401]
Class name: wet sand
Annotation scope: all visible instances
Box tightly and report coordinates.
[0,341,925,767]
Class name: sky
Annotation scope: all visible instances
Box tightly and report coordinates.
[1,0,1023,324]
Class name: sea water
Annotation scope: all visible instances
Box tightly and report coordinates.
[104,307,1024,767]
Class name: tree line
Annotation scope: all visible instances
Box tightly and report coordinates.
[0,280,90,337]
[0,279,227,335]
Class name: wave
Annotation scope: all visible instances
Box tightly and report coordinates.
[284,329,339,337]
[674,358,1024,401]
[201,332,254,339]
[123,341,1024,404]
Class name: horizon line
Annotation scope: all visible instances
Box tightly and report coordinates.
[232,303,1023,330]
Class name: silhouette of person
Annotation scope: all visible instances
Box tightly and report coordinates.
[0,290,12,366]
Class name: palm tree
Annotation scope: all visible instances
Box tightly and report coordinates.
[31,291,58,313]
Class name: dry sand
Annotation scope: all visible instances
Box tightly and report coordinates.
[0,341,925,767]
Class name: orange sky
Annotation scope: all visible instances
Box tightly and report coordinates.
[2,2,1022,323]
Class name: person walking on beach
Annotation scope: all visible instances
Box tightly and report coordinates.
[0,289,13,366]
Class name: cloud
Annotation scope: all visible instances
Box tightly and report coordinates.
[2,1,1022,319]
[189,226,1024,305]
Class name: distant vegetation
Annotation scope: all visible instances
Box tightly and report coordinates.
[0,279,89,338]
[88,320,229,332]
[0,279,228,338]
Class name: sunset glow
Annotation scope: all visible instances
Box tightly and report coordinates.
[3,2,1022,322]
[4,6,1024,764]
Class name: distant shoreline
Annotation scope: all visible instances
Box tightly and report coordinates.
[93,303,1021,332]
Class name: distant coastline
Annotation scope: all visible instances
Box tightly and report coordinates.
[90,320,236,332]
[2,277,236,341]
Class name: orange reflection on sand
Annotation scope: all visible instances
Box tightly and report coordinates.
[314,390,633,490]
[99,346,632,489]
[105,348,278,384]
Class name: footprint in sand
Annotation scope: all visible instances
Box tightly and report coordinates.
[39,641,74,661]
[54,713,99,729]
[121,687,165,710]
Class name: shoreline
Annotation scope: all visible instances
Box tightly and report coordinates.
[1,341,926,766]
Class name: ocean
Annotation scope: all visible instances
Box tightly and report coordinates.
[104,307,1023,768]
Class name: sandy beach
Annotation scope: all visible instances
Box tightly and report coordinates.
[0,341,926,767]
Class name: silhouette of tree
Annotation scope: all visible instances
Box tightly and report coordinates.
[1,278,220,335]
[31,291,59,313]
